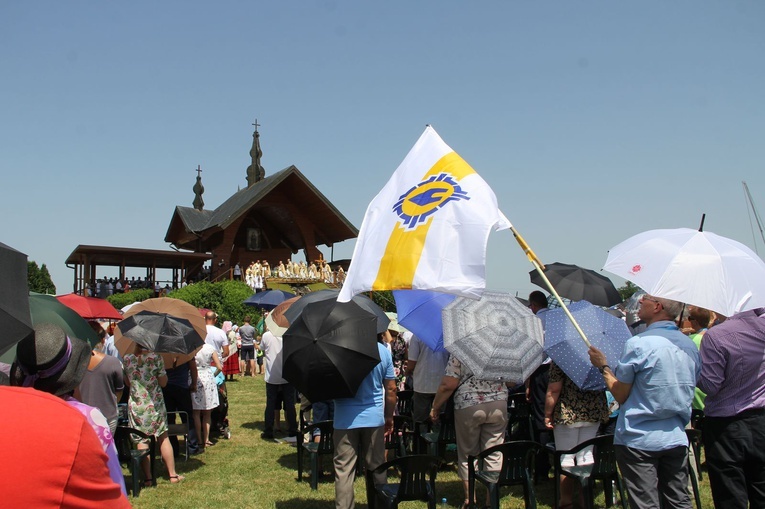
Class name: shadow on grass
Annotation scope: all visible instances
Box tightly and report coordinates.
[170,456,207,474]
[276,499,348,509]
[240,420,266,431]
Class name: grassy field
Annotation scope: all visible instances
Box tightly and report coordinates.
[128,375,713,508]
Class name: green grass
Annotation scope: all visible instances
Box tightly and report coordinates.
[128,376,714,508]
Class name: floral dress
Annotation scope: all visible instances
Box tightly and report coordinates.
[444,355,508,410]
[192,344,220,410]
[389,334,408,391]
[124,351,168,439]
[548,362,609,425]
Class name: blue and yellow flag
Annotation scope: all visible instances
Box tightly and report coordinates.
[338,126,510,302]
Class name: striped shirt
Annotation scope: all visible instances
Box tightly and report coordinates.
[698,309,765,417]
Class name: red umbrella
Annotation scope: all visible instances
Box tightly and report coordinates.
[56,293,122,320]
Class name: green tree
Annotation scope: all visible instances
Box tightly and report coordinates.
[107,289,154,310]
[28,261,56,294]
[369,290,396,312]
[169,280,256,325]
[618,281,640,301]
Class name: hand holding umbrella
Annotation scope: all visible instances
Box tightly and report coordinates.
[588,345,608,372]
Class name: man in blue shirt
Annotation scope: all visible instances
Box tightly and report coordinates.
[333,337,397,509]
[589,295,700,509]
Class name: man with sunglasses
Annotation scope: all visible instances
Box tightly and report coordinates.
[589,294,700,509]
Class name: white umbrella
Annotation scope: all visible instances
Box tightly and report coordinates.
[604,227,765,317]
[120,301,140,314]
[442,291,544,383]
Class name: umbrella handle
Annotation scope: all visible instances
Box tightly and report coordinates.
[510,227,592,348]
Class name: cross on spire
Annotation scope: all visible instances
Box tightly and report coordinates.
[196,164,202,178]
[252,118,260,132]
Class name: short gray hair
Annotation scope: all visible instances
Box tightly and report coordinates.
[655,296,684,320]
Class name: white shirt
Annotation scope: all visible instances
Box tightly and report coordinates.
[260,331,287,384]
[407,334,450,394]
[205,325,229,357]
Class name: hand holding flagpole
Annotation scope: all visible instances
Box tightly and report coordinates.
[510,226,592,347]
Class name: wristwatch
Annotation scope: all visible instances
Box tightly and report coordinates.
[598,364,610,375]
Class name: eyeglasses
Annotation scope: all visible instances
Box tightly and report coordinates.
[640,296,661,305]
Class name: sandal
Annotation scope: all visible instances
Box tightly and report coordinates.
[169,475,185,484]
[205,441,214,446]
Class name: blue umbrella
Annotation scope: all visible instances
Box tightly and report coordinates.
[543,300,631,391]
[243,289,295,310]
[392,290,456,352]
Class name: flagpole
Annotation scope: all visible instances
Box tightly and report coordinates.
[510,226,592,347]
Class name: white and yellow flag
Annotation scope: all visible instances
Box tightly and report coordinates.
[338,126,511,302]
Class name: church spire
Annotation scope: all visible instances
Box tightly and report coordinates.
[193,165,205,210]
[246,119,266,187]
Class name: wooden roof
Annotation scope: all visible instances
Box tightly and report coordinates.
[164,165,358,252]
[65,245,211,268]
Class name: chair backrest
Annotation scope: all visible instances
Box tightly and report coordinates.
[437,414,457,444]
[574,434,618,480]
[385,415,414,453]
[506,393,533,441]
[474,440,540,486]
[302,420,334,454]
[114,426,133,463]
[114,425,155,463]
[690,409,704,430]
[396,390,414,417]
[368,454,441,504]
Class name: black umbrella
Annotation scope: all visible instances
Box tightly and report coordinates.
[282,289,390,333]
[529,262,622,307]
[115,311,205,355]
[0,242,33,360]
[282,298,380,402]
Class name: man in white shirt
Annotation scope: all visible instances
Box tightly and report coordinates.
[204,311,229,359]
[259,328,297,440]
[406,333,449,424]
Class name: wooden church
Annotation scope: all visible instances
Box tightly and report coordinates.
[164,125,358,282]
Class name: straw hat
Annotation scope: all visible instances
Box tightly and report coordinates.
[11,323,91,396]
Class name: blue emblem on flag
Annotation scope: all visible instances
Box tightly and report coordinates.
[393,173,470,229]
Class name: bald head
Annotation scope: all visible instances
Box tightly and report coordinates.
[205,311,217,324]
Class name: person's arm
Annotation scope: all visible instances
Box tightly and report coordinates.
[428,375,459,423]
[189,360,198,392]
[222,344,230,359]
[697,333,724,396]
[405,360,417,376]
[544,380,562,429]
[384,379,397,436]
[212,352,223,375]
[156,355,168,388]
[588,345,632,404]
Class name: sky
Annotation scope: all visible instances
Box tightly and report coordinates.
[2,1,764,298]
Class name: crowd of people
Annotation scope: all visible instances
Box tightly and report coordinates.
[2,284,763,509]
[235,259,347,291]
